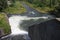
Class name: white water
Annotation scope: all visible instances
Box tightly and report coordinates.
[9,15,48,35]
[1,15,48,39]
[2,15,48,39]
[9,16,28,35]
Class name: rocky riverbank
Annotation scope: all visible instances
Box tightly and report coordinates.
[0,13,11,38]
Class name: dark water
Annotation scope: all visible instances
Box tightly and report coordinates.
[1,34,30,40]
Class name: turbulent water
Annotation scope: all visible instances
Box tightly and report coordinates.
[9,16,28,35]
[9,15,48,34]
[1,15,52,40]
[0,2,55,40]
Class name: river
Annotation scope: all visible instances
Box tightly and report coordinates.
[0,2,55,40]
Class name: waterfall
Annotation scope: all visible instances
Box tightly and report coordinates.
[9,15,48,35]
[1,15,49,40]
[9,16,28,35]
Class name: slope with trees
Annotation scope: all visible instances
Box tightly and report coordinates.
[22,0,60,13]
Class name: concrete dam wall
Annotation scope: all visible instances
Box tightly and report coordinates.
[29,19,60,40]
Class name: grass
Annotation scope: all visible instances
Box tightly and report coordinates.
[25,2,54,13]
[0,13,11,35]
[3,1,26,14]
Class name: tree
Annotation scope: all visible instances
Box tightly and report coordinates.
[21,0,60,8]
[0,0,8,11]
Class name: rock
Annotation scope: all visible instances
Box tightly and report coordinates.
[0,28,4,37]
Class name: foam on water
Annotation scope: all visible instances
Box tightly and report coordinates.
[1,15,48,39]
[9,15,48,35]
[9,16,28,35]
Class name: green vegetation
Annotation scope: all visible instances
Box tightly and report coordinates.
[25,2,54,13]
[0,0,27,36]
[49,5,60,17]
[3,1,26,14]
[23,0,60,8]
[0,0,8,11]
[22,0,60,13]
[0,13,11,35]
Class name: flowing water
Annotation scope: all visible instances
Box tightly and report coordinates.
[0,2,55,40]
[9,15,49,35]
[9,16,28,35]
[1,14,54,40]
